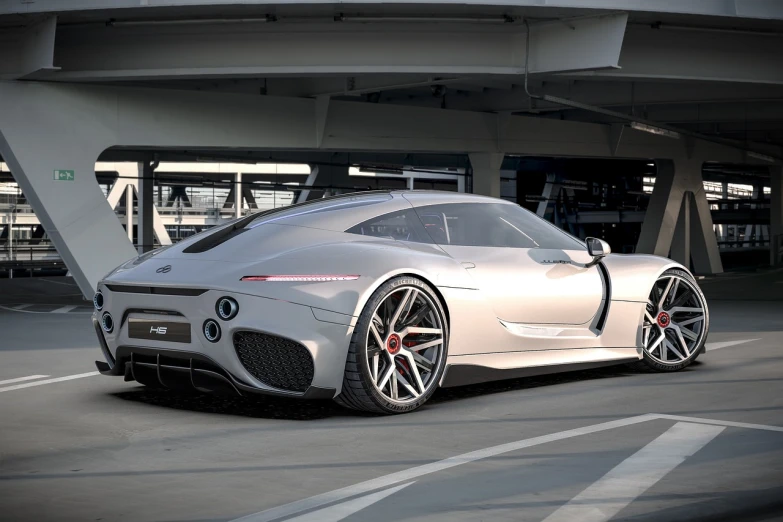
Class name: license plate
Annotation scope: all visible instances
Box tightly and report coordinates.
[128,318,191,343]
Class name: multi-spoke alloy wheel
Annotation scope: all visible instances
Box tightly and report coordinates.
[335,276,449,414]
[634,268,709,372]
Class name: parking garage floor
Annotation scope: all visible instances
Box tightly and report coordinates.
[0,272,782,522]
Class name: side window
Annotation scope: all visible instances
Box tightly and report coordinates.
[346,209,433,244]
[414,203,584,250]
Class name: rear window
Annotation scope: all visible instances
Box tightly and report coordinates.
[248,193,392,229]
[346,209,433,243]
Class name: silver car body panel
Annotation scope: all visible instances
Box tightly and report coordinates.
[94,190,695,397]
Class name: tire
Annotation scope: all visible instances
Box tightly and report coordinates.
[335,276,449,414]
[629,268,709,373]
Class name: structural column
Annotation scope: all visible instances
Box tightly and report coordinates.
[637,158,723,274]
[771,166,783,266]
[125,184,134,242]
[299,154,356,201]
[235,172,243,219]
[670,192,691,266]
[137,161,155,254]
[469,152,504,198]
[0,82,137,297]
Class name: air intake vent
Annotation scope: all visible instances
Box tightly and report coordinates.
[233,331,314,392]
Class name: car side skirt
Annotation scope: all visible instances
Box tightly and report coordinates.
[440,347,640,388]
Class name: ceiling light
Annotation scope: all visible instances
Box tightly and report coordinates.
[747,151,775,163]
[630,122,680,139]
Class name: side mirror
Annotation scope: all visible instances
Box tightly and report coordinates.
[586,237,611,263]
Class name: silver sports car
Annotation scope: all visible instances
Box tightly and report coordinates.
[93,191,709,414]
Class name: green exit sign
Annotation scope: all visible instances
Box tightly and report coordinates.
[53,170,75,181]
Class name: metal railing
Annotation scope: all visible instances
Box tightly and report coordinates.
[774,234,783,266]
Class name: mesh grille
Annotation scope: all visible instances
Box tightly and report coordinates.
[233,331,314,392]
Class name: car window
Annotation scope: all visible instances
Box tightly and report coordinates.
[247,193,392,229]
[346,209,433,244]
[413,203,584,250]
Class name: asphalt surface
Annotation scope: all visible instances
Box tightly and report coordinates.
[0,272,782,522]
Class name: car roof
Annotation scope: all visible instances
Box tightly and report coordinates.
[243,190,513,232]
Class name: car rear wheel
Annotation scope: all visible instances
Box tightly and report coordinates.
[335,276,449,414]
[630,268,709,372]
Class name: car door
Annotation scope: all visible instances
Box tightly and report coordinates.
[410,200,605,326]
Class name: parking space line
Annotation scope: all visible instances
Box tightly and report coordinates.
[231,414,658,522]
[51,305,78,313]
[0,372,99,393]
[0,304,92,314]
[540,422,724,522]
[231,413,783,522]
[284,482,415,522]
[0,375,50,386]
[653,414,783,433]
[705,339,759,351]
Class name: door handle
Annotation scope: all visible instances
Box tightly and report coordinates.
[461,262,476,269]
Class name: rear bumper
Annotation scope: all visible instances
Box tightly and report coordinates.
[94,345,336,399]
[93,283,354,398]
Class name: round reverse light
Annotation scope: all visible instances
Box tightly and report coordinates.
[203,320,221,343]
[93,291,104,311]
[101,312,114,333]
[216,297,238,320]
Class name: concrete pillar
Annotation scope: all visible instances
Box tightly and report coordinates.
[301,155,355,201]
[297,166,319,203]
[771,166,783,266]
[137,162,155,254]
[235,172,243,219]
[469,152,504,198]
[637,158,723,274]
[125,184,134,242]
[670,192,691,266]
[0,83,137,297]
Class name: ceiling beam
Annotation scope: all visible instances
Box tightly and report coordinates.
[378,81,783,114]
[2,80,778,165]
[565,24,783,85]
[2,0,783,22]
[0,14,628,81]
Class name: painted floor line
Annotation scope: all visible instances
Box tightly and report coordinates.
[51,305,78,314]
[0,372,100,393]
[653,413,783,433]
[540,422,724,522]
[0,304,92,315]
[230,414,658,522]
[705,339,760,351]
[0,375,50,386]
[231,412,783,522]
[285,482,415,522]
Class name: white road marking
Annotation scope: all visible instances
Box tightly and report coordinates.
[51,305,78,314]
[0,304,92,314]
[230,413,783,522]
[0,372,99,393]
[0,375,50,386]
[39,278,79,287]
[230,414,658,522]
[540,422,724,522]
[705,339,760,351]
[653,414,783,433]
[282,482,414,522]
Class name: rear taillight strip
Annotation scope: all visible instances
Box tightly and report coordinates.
[241,275,359,282]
